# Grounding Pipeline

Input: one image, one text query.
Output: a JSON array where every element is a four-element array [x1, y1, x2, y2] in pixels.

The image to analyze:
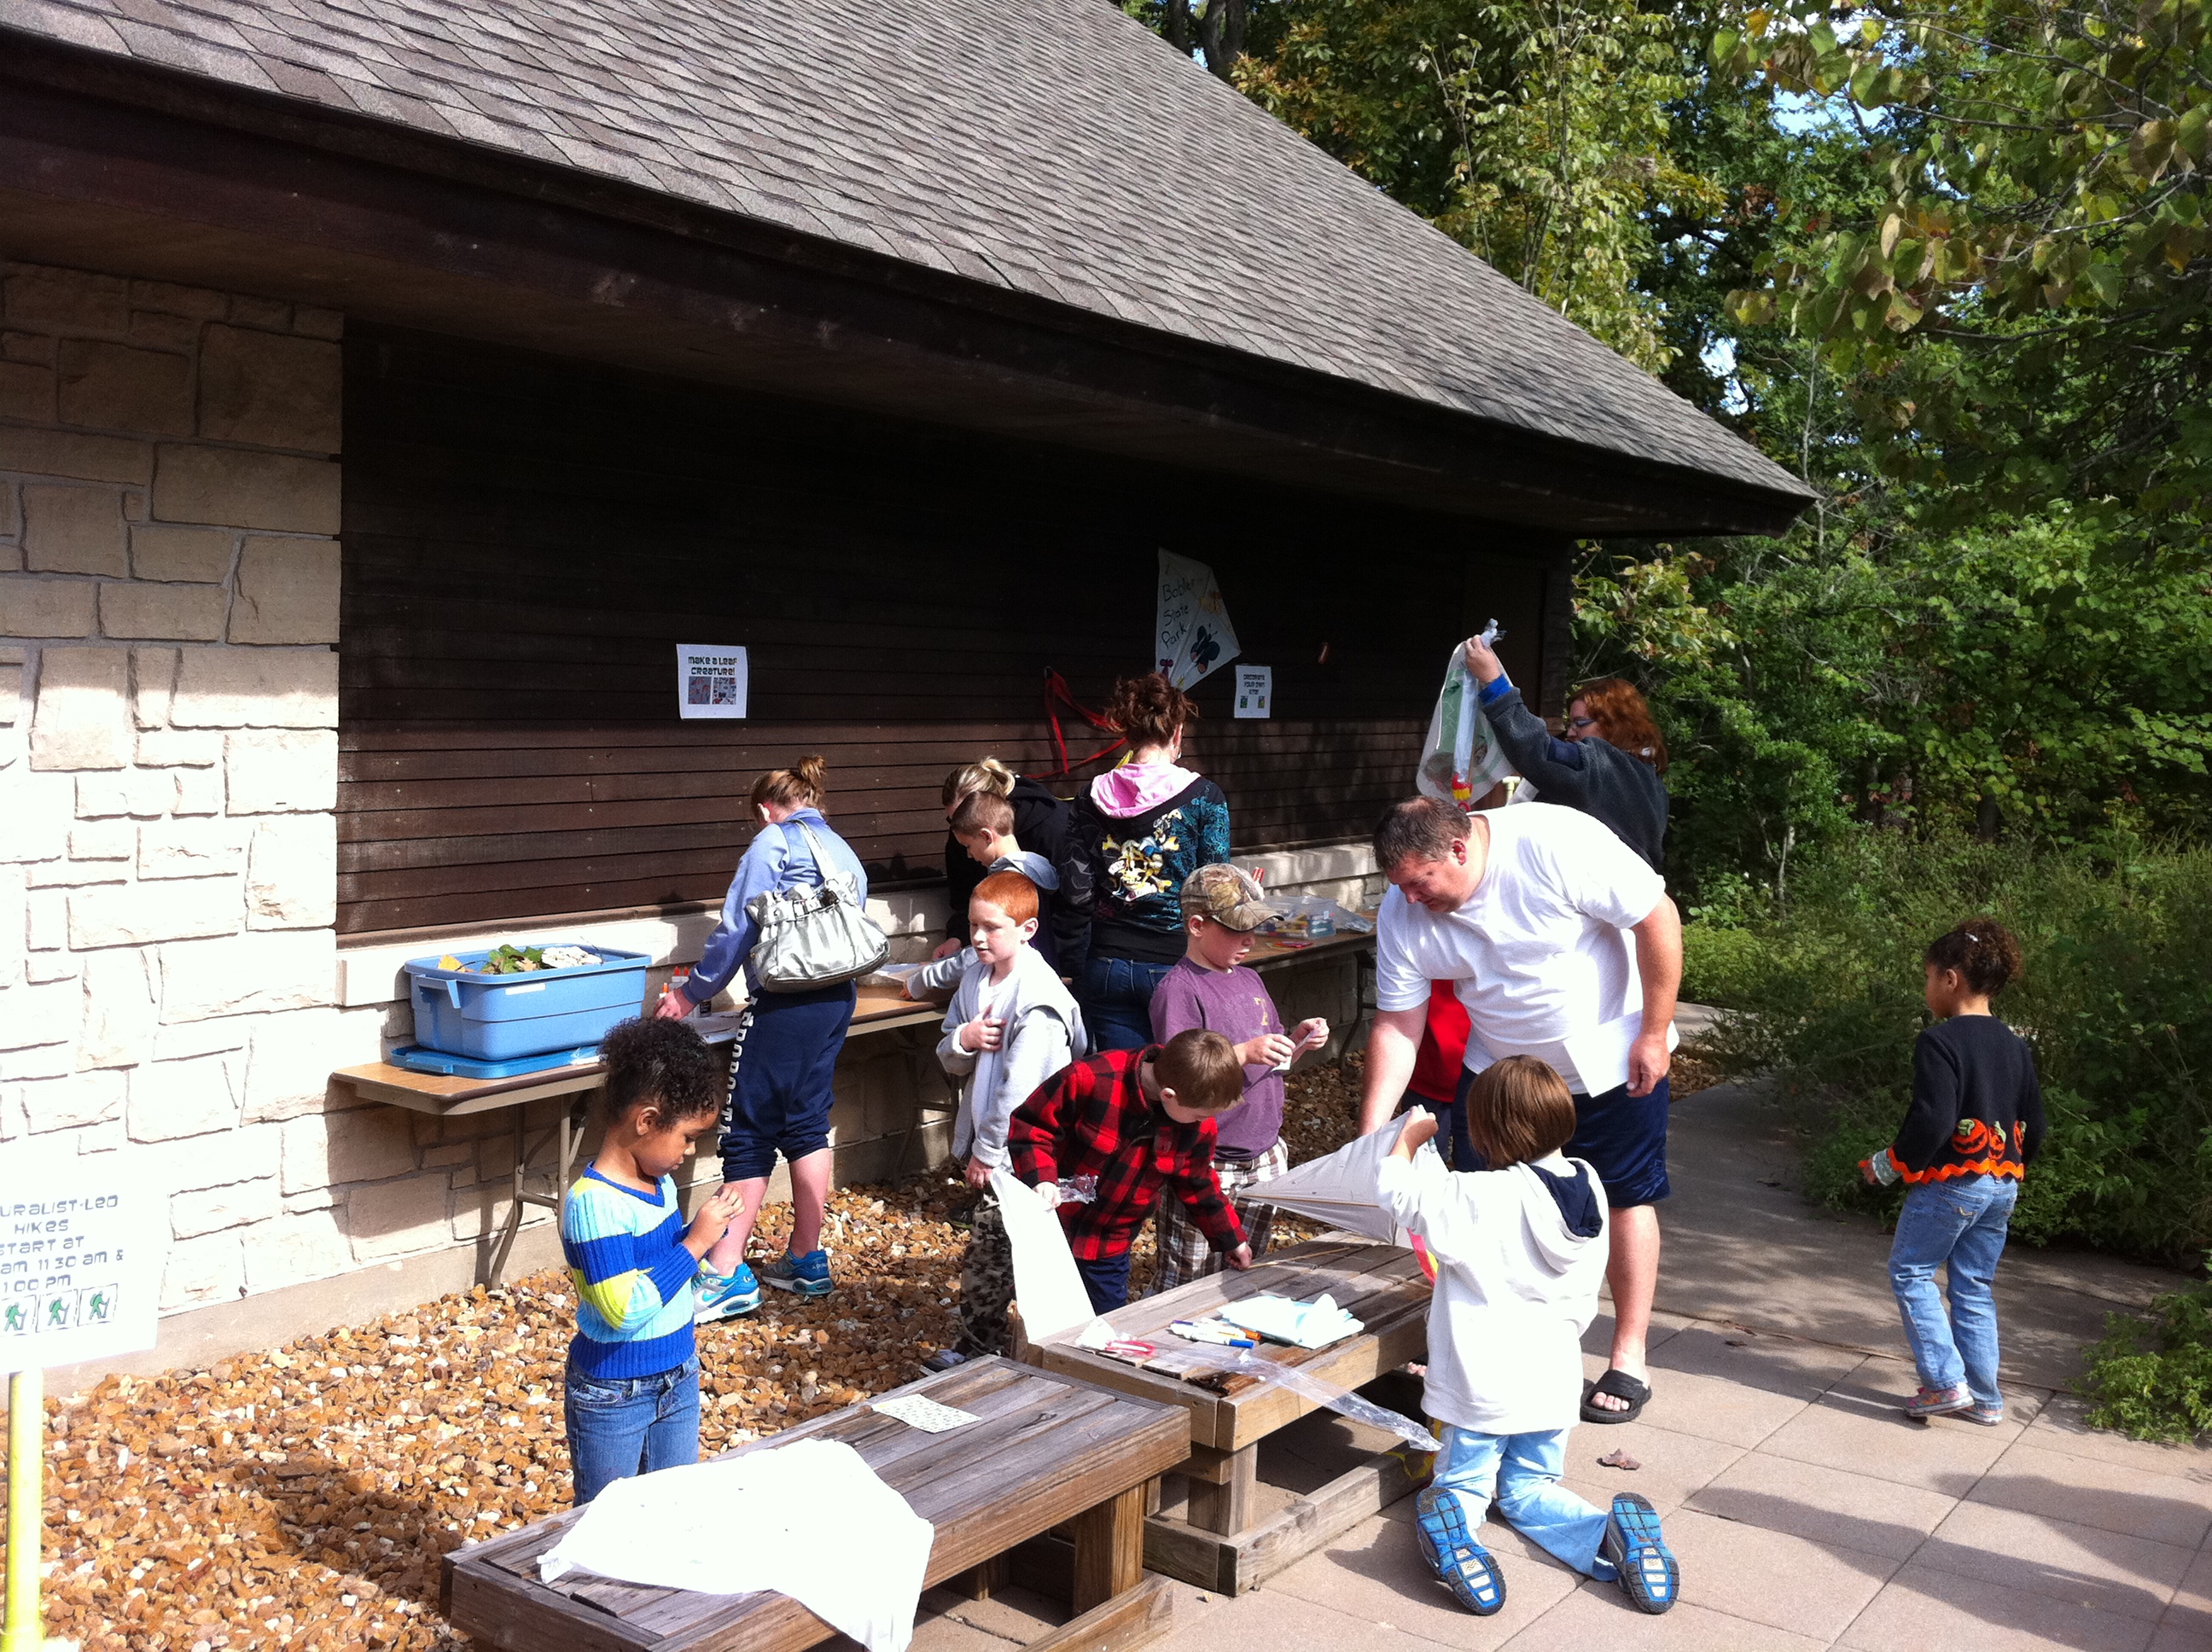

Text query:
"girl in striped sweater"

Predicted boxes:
[[562, 1018, 744, 1504]]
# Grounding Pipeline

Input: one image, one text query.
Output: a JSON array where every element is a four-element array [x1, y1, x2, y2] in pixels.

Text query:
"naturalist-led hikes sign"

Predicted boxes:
[[0, 1143, 162, 1376]]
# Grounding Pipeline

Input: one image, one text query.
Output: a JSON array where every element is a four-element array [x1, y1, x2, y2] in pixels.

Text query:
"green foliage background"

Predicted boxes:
[[1139, 0, 2212, 1434]]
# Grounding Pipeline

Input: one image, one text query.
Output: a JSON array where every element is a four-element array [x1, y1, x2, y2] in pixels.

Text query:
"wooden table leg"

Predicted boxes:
[[952, 1551, 1010, 1602], [1185, 1444, 1256, 1536], [1070, 1484, 1146, 1614]]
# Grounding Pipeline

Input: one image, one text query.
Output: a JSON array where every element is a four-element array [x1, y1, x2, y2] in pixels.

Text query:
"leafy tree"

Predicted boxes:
[[1716, 0, 2212, 532], [1241, 0, 1720, 368]]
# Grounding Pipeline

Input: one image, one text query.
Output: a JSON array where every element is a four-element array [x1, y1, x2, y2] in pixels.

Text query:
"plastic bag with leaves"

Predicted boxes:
[[1416, 624, 1514, 807]]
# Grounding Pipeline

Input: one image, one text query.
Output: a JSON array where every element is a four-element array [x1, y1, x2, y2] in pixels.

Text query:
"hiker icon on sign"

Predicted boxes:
[[84, 1288, 115, 1324], [3, 1299, 26, 1334], [44, 1292, 78, 1331]]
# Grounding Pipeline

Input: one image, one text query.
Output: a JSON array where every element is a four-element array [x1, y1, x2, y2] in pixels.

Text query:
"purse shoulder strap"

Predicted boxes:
[[787, 817, 844, 888]]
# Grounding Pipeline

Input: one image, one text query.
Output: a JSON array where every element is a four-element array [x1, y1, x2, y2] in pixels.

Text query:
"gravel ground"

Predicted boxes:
[[1, 1050, 1712, 1650]]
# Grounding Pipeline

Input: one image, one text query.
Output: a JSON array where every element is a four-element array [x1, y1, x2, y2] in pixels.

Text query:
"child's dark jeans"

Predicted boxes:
[[1074, 1252, 1132, 1314]]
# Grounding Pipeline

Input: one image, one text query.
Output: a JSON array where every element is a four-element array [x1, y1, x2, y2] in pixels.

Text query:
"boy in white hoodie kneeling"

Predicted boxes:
[[1378, 1056, 1680, 1617]]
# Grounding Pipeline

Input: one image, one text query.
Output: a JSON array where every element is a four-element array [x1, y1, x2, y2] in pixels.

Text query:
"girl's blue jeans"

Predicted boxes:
[[1080, 956, 1174, 1055], [1888, 1172, 2017, 1407], [565, 1356, 701, 1505], [1431, 1424, 1616, 1580]]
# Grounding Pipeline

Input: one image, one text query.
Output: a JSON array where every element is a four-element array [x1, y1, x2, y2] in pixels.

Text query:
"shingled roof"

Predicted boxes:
[[1, 0, 1811, 509]]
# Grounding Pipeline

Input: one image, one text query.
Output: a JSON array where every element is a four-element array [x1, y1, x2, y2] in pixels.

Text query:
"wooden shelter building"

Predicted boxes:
[[0, 0, 1810, 1366]]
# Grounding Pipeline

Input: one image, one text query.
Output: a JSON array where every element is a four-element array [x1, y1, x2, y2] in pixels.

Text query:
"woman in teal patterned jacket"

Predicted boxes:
[[1066, 672, 1232, 1050]]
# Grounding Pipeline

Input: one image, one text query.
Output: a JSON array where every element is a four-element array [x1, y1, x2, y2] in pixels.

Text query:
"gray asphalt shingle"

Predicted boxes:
[[0, 0, 1809, 500]]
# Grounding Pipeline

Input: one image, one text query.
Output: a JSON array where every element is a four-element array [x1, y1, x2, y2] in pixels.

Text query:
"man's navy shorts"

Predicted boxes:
[[1453, 1067, 1671, 1207]]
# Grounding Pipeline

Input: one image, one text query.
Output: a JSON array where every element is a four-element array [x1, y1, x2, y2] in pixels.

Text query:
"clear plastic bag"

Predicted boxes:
[[1416, 623, 1514, 807]]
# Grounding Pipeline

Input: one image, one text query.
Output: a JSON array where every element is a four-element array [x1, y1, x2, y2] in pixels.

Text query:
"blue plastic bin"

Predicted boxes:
[[403, 945, 654, 1061]]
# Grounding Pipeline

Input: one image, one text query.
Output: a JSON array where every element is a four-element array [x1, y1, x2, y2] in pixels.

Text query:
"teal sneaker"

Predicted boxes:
[[759, 1248, 834, 1298], [694, 1261, 762, 1323]]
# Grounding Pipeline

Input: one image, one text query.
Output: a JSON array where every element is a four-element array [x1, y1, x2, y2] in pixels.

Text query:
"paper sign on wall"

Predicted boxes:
[[1155, 550, 1240, 691], [1, 1145, 163, 1376], [1234, 666, 1273, 718], [678, 644, 748, 719]]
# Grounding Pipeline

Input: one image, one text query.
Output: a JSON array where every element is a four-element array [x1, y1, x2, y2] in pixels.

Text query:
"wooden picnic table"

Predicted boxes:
[[1024, 1237, 1431, 1597], [441, 1355, 1190, 1652]]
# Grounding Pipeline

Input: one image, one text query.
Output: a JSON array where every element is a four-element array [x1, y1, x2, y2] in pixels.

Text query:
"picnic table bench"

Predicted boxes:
[[441, 1355, 1190, 1652], [1025, 1238, 1431, 1597]]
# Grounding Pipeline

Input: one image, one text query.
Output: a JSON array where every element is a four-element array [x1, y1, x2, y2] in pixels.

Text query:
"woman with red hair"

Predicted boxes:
[[1460, 636, 1668, 871]]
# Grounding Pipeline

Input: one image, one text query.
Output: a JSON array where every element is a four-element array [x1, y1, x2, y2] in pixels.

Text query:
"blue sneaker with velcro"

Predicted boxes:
[[759, 1247, 834, 1298], [693, 1261, 761, 1323], [1414, 1485, 1506, 1615], [1600, 1492, 1679, 1614]]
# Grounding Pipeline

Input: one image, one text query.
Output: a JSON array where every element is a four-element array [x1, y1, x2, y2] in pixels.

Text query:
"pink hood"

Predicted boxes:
[[1089, 761, 1202, 818]]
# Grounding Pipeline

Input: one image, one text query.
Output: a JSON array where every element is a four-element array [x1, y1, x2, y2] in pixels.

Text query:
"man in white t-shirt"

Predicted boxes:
[[1358, 796, 1682, 1423]]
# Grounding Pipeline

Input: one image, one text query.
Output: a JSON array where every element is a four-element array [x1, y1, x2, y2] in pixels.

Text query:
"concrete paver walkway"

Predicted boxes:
[[900, 1074, 2212, 1651]]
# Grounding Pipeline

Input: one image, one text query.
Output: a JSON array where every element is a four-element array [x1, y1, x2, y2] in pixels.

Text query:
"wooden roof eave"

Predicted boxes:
[[0, 31, 1814, 539]]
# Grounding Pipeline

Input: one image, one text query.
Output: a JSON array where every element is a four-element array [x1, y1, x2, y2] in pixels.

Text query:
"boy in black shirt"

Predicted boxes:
[[1862, 919, 2046, 1424]]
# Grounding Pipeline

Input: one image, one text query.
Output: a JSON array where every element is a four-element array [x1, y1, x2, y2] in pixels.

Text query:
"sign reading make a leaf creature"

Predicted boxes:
[[1155, 550, 1240, 691]]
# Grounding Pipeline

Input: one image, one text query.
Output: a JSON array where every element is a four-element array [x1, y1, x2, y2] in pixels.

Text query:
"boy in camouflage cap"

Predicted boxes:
[[1146, 864, 1330, 1289]]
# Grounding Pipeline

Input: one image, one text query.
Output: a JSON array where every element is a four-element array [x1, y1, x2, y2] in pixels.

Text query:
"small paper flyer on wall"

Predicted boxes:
[[678, 644, 748, 719], [1155, 550, 1239, 690], [1234, 665, 1272, 718]]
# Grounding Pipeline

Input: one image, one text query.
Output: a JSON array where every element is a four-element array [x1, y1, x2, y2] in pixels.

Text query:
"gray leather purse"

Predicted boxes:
[[745, 819, 890, 992]]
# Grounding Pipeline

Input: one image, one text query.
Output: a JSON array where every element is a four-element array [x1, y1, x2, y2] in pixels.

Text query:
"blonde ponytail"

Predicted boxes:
[[940, 757, 1016, 808]]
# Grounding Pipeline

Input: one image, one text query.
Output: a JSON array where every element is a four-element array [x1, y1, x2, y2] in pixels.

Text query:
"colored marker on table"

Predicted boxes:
[[1169, 1319, 1257, 1348]]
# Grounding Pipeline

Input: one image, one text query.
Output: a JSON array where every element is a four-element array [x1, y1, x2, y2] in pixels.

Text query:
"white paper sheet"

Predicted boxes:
[[538, 1438, 932, 1652], [1260, 1113, 1422, 1244], [1233, 664, 1272, 718], [1559, 1012, 1680, 1097], [991, 1168, 1096, 1341], [871, 1395, 981, 1433]]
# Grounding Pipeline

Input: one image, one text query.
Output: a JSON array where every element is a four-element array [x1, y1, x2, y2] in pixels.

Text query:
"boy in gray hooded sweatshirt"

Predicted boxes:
[[1378, 1055, 1680, 1617], [925, 870, 1088, 1367]]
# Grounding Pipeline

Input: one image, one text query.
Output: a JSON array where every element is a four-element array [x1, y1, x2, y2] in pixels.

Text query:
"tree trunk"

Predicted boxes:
[[1164, 0, 1191, 57], [1196, 0, 1246, 79], [1975, 792, 2004, 841]]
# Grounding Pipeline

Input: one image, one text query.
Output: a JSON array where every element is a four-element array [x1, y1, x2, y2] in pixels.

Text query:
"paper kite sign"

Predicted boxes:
[[1154, 550, 1240, 691], [0, 1144, 162, 1374]]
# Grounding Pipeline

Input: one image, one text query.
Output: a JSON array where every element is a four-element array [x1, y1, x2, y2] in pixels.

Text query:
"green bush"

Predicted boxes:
[[2079, 1278, 2212, 1444], [1698, 827, 2212, 1260]]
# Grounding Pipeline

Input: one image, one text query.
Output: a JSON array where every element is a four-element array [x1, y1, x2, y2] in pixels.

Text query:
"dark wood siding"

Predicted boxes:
[[338, 326, 1561, 935]]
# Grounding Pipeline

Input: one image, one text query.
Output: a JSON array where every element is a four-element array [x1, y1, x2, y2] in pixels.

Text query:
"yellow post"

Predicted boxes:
[[1, 1365, 43, 1652]]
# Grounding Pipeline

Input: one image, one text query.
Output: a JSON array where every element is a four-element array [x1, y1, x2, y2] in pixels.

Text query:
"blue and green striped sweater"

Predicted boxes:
[[562, 1167, 697, 1380]]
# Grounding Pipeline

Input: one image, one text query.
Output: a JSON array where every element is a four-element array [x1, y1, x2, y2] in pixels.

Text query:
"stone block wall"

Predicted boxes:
[[0, 256, 394, 1318]]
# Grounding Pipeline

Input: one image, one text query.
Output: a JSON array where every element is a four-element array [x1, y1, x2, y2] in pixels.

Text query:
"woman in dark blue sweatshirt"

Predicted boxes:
[[1460, 634, 1668, 872]]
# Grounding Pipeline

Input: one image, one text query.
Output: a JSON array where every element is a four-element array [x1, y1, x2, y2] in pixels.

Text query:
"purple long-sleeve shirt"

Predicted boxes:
[[1147, 955, 1286, 1157]]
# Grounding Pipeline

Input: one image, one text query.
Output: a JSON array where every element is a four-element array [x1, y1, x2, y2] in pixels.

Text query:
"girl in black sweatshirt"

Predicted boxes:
[[1862, 919, 2046, 1424]]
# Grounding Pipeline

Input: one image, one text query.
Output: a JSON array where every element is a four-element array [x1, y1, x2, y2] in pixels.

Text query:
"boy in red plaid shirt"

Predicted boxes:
[[1007, 1028, 1254, 1312]]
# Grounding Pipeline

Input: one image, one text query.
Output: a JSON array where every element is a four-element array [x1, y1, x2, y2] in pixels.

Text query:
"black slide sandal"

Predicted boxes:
[[1581, 1368, 1651, 1424]]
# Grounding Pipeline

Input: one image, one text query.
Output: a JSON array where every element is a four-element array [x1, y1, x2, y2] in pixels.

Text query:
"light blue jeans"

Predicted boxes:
[[1889, 1173, 2017, 1407], [1431, 1424, 1616, 1579], [565, 1355, 701, 1505]]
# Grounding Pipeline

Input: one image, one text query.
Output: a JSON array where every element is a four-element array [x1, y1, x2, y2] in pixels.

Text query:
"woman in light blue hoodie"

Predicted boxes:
[[657, 755, 867, 1318]]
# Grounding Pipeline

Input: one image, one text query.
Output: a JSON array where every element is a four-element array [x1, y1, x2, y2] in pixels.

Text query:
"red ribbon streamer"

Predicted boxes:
[[1041, 669, 1126, 777]]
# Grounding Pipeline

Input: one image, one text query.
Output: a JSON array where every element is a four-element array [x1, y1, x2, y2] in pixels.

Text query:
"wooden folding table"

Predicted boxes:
[[441, 1355, 1188, 1652], [332, 986, 946, 1281]]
